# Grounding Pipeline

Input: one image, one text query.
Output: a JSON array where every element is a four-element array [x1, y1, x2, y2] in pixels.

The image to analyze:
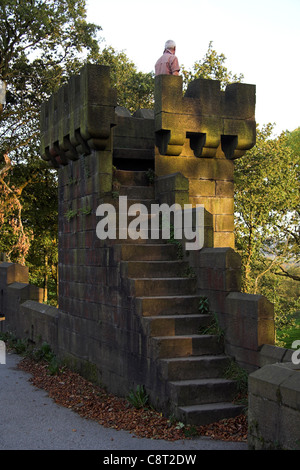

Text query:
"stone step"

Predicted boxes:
[[119, 185, 155, 200], [142, 314, 210, 336], [120, 243, 178, 261], [120, 197, 157, 212], [135, 295, 203, 317], [168, 378, 238, 406], [121, 260, 189, 278], [129, 277, 197, 297], [110, 226, 166, 244], [176, 402, 245, 426], [150, 334, 223, 359], [114, 170, 149, 186], [159, 355, 231, 381]]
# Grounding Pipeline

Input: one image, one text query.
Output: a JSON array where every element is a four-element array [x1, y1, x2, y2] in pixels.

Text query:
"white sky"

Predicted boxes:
[[86, 0, 300, 136]]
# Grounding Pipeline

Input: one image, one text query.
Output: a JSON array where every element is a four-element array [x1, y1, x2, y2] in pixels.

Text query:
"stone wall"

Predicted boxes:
[[2, 65, 298, 442], [184, 247, 275, 372], [154, 75, 255, 249], [113, 107, 155, 170], [248, 361, 300, 450], [2, 64, 274, 382]]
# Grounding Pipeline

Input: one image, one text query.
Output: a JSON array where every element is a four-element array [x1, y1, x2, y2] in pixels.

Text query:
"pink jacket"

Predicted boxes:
[[155, 50, 180, 76]]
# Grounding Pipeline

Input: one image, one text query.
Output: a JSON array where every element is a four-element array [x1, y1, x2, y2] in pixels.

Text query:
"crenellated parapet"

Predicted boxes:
[[40, 65, 117, 168], [154, 75, 256, 159]]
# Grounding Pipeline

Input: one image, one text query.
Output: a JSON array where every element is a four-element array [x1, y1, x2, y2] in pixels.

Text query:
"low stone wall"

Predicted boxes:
[[248, 361, 300, 450], [185, 247, 275, 372], [0, 248, 275, 377], [1, 256, 299, 450]]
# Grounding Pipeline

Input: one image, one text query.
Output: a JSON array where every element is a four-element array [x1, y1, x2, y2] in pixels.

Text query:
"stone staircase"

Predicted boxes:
[[115, 169, 245, 426]]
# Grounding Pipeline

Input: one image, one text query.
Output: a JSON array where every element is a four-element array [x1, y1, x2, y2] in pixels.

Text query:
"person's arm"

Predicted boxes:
[[170, 55, 180, 75]]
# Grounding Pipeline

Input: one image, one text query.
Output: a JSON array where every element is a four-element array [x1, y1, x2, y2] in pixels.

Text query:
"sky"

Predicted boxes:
[[86, 0, 300, 136]]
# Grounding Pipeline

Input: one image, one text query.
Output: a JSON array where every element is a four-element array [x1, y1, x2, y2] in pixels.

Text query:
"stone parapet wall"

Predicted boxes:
[[154, 75, 256, 159], [40, 65, 117, 168], [185, 247, 275, 371], [248, 362, 300, 450]]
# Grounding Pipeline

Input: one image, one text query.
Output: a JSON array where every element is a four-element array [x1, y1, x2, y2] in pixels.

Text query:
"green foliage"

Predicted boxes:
[[30, 342, 62, 375], [181, 41, 244, 90], [0, 0, 100, 293], [0, 332, 62, 375], [198, 296, 210, 314], [234, 124, 300, 341], [127, 385, 149, 409], [224, 360, 248, 397], [198, 313, 224, 342], [96, 46, 154, 113], [145, 168, 156, 185], [166, 225, 183, 259], [0, 331, 31, 354], [197, 298, 224, 340], [34, 343, 62, 375], [234, 125, 299, 292], [0, 0, 101, 162], [64, 209, 77, 221], [79, 206, 92, 216]]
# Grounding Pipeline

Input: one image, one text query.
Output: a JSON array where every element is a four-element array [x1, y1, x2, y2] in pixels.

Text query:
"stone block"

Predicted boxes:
[[0, 263, 29, 286], [189, 179, 216, 197], [194, 247, 241, 270], [215, 181, 234, 197], [259, 344, 293, 367], [213, 232, 235, 249], [225, 292, 275, 350], [20, 300, 59, 345], [214, 214, 234, 232], [113, 108, 155, 162], [224, 82, 256, 119], [249, 362, 295, 402], [155, 172, 189, 194], [188, 196, 233, 216], [196, 265, 241, 292], [154, 75, 183, 115], [155, 155, 234, 182], [248, 362, 300, 449], [184, 78, 222, 115]]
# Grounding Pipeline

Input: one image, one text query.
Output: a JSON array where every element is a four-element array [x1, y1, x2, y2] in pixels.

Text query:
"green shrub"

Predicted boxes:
[[127, 385, 149, 409]]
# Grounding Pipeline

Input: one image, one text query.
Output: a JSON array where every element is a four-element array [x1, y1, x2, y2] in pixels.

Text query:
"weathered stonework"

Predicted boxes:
[[2, 64, 296, 440], [154, 75, 255, 249], [154, 75, 256, 158], [40, 64, 117, 168], [248, 362, 300, 450]]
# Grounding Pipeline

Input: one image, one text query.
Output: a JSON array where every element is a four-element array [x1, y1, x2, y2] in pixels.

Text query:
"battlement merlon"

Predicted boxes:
[[154, 75, 256, 159], [40, 64, 117, 168]]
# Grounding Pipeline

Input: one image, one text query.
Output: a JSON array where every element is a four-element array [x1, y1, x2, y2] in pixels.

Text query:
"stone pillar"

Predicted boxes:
[[0, 262, 44, 337]]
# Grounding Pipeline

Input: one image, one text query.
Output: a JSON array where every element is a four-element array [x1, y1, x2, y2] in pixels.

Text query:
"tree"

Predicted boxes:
[[181, 41, 244, 90], [96, 46, 154, 113], [234, 124, 299, 293], [0, 0, 101, 296], [234, 125, 300, 344], [0, 0, 101, 161]]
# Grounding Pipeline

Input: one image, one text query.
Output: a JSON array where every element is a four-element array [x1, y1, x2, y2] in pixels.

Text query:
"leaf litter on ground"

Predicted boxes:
[[17, 356, 247, 442]]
